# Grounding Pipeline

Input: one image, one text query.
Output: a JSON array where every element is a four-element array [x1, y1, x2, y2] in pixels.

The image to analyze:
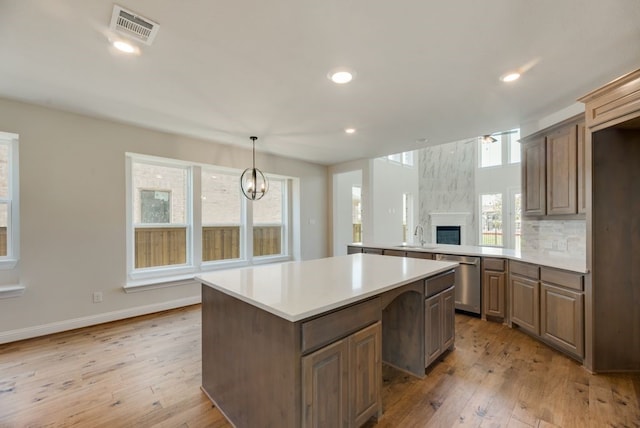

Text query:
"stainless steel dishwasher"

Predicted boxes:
[[435, 254, 481, 315]]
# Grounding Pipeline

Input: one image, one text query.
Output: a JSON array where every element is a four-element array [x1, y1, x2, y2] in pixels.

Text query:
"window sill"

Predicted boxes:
[[0, 284, 25, 298], [124, 275, 199, 293], [0, 259, 18, 270]]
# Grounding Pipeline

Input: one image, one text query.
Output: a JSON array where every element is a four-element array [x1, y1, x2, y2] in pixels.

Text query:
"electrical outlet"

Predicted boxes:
[[93, 291, 103, 303]]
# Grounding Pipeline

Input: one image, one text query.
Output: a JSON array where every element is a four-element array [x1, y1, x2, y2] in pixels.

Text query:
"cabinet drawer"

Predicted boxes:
[[406, 251, 434, 260], [510, 261, 540, 279], [302, 297, 381, 354], [541, 267, 583, 291], [383, 249, 406, 257], [483, 258, 505, 272], [363, 248, 383, 255], [425, 270, 455, 298]]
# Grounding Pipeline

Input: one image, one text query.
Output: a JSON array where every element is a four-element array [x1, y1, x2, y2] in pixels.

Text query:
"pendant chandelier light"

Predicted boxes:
[[240, 136, 269, 201]]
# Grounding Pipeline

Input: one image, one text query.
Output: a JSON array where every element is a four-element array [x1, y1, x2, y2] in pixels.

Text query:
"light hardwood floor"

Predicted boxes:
[[1, 305, 638, 427]]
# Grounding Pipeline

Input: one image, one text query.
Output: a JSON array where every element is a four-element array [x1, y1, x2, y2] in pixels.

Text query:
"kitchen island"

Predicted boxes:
[[198, 253, 458, 427]]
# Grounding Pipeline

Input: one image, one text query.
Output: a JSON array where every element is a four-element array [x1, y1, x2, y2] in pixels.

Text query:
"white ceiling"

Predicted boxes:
[[1, 1, 639, 165]]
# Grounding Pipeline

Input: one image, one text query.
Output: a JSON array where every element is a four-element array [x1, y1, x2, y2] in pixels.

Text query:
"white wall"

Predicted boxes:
[[0, 97, 328, 342], [332, 170, 362, 256], [371, 158, 419, 244]]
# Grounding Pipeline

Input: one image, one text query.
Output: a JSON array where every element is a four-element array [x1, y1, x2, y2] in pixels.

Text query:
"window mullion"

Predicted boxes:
[[192, 165, 202, 269], [245, 197, 253, 263]]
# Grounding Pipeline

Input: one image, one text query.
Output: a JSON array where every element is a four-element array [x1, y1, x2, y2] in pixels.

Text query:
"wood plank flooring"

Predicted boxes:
[[1, 305, 639, 427]]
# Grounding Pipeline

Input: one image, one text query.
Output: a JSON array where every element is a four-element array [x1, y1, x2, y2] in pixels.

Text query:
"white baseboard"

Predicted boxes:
[[0, 295, 201, 345]]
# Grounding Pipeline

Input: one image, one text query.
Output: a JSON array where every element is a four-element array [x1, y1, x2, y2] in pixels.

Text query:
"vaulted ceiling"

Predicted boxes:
[[1, 1, 639, 165]]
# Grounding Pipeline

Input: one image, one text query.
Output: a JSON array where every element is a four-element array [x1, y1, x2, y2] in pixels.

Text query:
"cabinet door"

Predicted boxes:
[[510, 275, 540, 335], [523, 137, 547, 216], [302, 338, 349, 428], [349, 321, 382, 427], [577, 121, 587, 214], [541, 283, 584, 358], [425, 293, 443, 366], [483, 270, 506, 318], [441, 287, 455, 351], [546, 125, 578, 215]]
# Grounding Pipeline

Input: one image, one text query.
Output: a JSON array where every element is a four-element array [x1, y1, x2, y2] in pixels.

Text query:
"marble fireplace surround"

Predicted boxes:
[[429, 212, 471, 245]]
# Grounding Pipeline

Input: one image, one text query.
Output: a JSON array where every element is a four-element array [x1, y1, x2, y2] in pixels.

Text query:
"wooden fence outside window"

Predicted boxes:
[[135, 225, 282, 268]]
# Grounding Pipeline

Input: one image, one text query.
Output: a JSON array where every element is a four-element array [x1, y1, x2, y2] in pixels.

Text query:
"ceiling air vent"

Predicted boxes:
[[110, 5, 159, 45]]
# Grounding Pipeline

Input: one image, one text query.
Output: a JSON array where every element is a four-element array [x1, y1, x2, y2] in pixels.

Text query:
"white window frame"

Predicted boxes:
[[125, 153, 293, 288], [0, 132, 19, 270], [126, 155, 194, 282]]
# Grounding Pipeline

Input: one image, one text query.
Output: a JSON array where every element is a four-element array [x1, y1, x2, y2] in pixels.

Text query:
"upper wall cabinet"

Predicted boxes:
[[521, 114, 586, 218]]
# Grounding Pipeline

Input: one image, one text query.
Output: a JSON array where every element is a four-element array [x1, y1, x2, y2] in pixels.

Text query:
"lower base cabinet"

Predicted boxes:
[[541, 281, 584, 359], [509, 261, 585, 361], [302, 321, 382, 428], [510, 275, 540, 335], [425, 286, 455, 367]]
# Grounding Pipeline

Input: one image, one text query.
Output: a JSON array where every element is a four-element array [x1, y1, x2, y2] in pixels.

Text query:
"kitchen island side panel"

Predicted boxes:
[[202, 285, 301, 427]]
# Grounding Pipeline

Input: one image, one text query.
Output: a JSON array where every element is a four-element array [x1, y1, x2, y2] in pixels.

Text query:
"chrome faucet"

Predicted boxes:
[[414, 224, 425, 246]]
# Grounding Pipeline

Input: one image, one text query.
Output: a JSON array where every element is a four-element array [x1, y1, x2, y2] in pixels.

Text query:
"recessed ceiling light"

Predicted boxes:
[[500, 72, 521, 83], [112, 40, 139, 55], [345, 128, 356, 134], [328, 69, 355, 84]]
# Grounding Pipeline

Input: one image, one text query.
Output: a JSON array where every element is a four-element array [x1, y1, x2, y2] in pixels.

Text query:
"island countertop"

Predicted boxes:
[[197, 253, 458, 322]]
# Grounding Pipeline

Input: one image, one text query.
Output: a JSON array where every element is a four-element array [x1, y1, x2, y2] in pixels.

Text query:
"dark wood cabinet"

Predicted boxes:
[[546, 124, 578, 215], [406, 251, 434, 260], [579, 67, 640, 372], [424, 286, 455, 367], [540, 283, 584, 359], [522, 137, 547, 216], [509, 261, 541, 336], [424, 292, 442, 366], [349, 322, 382, 427], [302, 321, 381, 428], [302, 337, 349, 427], [347, 246, 363, 254], [521, 115, 585, 218], [577, 121, 587, 214], [363, 248, 383, 255], [482, 258, 506, 321], [383, 249, 406, 257], [510, 275, 540, 335], [441, 287, 455, 351]]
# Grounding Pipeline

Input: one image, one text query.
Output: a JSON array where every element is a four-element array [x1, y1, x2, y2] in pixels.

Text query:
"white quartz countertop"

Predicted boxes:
[[352, 243, 588, 273], [197, 254, 458, 322]]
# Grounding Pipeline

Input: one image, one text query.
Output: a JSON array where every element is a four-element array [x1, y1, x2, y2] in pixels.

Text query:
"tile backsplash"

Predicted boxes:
[[521, 219, 586, 258]]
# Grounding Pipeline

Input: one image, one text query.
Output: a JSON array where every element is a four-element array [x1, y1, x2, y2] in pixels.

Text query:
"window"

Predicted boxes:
[[127, 154, 293, 284], [253, 178, 284, 257], [480, 193, 503, 247], [384, 151, 415, 167], [132, 161, 189, 269], [480, 136, 502, 168], [0, 132, 18, 267], [201, 170, 243, 262], [509, 130, 521, 164], [479, 129, 520, 167]]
